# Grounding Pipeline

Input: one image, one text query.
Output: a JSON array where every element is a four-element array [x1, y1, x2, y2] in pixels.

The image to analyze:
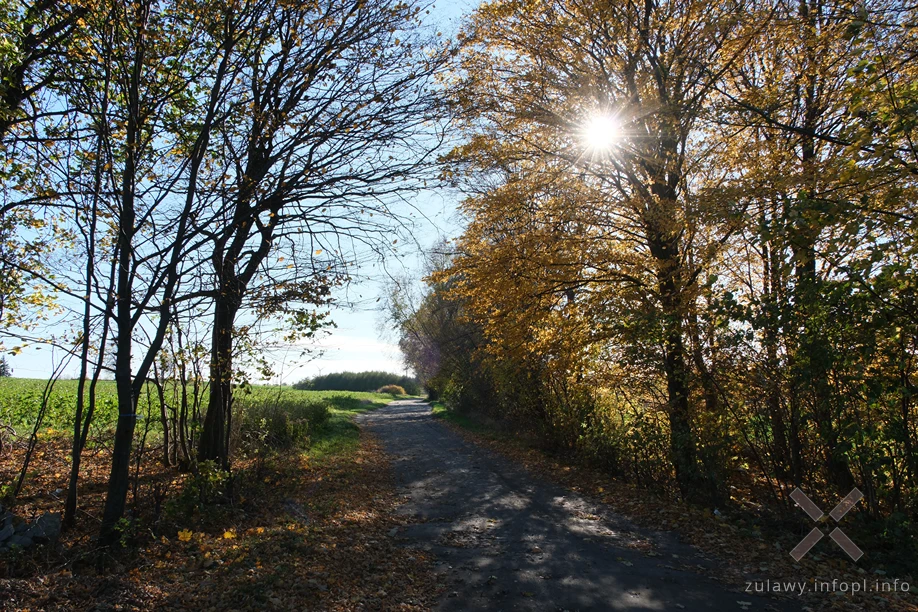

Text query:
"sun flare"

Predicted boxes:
[[583, 114, 621, 152]]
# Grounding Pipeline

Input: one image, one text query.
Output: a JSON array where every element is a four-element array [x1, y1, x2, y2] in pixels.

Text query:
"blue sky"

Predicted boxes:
[[5, 1, 477, 383], [269, 186, 465, 385]]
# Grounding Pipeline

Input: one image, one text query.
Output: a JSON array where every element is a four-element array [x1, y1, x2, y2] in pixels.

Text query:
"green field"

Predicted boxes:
[[0, 377, 396, 440]]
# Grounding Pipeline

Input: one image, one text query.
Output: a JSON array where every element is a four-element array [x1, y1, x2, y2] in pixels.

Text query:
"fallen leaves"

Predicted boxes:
[[0, 433, 440, 611]]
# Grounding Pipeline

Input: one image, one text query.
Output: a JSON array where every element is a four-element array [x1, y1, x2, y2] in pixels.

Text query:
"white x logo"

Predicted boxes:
[[790, 488, 864, 562]]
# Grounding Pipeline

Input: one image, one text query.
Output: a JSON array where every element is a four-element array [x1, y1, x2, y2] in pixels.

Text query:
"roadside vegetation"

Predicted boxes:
[[0, 378, 393, 497], [0, 384, 440, 609], [0, 0, 448, 547], [389, 0, 918, 588], [0, 378, 390, 438]]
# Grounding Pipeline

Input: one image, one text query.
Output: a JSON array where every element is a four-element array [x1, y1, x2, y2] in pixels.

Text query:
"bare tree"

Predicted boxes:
[[194, 0, 450, 467]]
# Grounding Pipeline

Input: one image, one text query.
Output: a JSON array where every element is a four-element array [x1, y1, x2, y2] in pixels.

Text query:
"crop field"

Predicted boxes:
[[0, 377, 396, 439]]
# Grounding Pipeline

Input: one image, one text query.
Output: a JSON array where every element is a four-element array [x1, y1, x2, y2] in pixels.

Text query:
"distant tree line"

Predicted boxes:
[[294, 371, 420, 395]]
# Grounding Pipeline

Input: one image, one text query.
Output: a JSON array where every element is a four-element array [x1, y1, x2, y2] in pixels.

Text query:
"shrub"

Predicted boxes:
[[236, 396, 331, 453], [377, 384, 406, 396], [165, 460, 231, 519]]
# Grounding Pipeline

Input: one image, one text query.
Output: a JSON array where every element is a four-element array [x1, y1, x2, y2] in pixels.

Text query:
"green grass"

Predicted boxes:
[[0, 378, 401, 478], [306, 393, 391, 460], [429, 400, 448, 418]]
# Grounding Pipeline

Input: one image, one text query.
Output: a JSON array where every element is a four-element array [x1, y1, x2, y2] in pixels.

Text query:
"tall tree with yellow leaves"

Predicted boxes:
[[446, 0, 764, 503]]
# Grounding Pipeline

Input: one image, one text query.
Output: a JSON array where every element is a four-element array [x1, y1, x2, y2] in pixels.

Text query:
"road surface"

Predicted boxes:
[[357, 399, 795, 612]]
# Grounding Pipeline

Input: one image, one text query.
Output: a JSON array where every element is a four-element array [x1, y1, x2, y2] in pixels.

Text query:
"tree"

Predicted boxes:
[[389, 246, 484, 404], [18, 0, 446, 539], [0, 1, 87, 341], [0, 355, 11, 376], [710, 0, 918, 497], [0, 0, 86, 138], [296, 372, 420, 395], [41, 0, 253, 542], [195, 0, 449, 468], [724, 0, 868, 493], [445, 0, 763, 504], [428, 0, 918, 525]]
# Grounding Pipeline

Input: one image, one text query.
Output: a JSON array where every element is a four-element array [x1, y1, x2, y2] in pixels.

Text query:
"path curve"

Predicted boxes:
[[357, 399, 796, 612]]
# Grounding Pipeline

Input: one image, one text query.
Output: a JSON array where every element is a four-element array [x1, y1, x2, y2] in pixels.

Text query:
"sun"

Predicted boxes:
[[583, 114, 621, 152]]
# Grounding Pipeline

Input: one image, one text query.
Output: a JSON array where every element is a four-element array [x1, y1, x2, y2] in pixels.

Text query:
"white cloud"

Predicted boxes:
[[263, 331, 408, 384]]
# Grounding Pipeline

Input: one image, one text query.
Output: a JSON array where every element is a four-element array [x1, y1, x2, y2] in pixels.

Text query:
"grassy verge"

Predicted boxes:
[[307, 394, 391, 460], [0, 377, 400, 436]]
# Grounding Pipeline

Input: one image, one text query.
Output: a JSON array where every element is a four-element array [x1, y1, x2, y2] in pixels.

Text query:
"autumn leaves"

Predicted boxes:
[[401, 0, 918, 539]]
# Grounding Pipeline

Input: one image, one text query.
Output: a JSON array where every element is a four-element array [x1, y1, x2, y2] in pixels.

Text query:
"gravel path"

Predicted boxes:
[[357, 399, 797, 612]]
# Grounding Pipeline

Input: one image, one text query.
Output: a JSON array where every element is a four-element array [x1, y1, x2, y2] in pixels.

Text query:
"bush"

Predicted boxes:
[[236, 396, 331, 453], [165, 460, 231, 519], [377, 384, 406, 396], [164, 461, 233, 520]]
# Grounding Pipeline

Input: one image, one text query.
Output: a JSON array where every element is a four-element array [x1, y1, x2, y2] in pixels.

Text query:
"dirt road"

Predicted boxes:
[[357, 399, 796, 611]]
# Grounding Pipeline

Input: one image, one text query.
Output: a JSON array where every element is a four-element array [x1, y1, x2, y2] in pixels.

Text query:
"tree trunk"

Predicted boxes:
[[100, 288, 139, 542], [795, 252, 854, 492], [761, 225, 791, 481], [664, 311, 703, 501], [198, 280, 241, 470], [154, 374, 171, 467], [99, 197, 139, 541], [784, 0, 854, 494], [649, 216, 711, 504], [66, 265, 94, 528], [901, 351, 916, 502], [99, 2, 144, 541]]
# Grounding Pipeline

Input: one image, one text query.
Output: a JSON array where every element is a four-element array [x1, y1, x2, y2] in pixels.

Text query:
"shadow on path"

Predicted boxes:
[[357, 399, 797, 612]]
